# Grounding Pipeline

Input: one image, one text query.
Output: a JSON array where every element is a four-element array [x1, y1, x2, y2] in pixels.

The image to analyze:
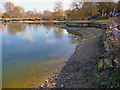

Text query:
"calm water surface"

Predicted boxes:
[[2, 23, 82, 88]]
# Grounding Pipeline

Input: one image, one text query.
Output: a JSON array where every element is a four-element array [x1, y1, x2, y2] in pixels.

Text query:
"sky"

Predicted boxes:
[[0, 0, 120, 12], [0, 0, 72, 12]]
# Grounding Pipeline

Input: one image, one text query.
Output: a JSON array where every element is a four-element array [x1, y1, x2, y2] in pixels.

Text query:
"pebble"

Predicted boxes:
[[111, 86, 113, 88], [60, 84, 64, 87]]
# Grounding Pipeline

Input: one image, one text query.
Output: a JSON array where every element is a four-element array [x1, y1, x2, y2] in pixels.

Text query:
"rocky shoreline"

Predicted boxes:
[[38, 24, 120, 88]]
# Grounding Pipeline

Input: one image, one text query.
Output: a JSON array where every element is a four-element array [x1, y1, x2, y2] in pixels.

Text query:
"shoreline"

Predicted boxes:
[[0, 20, 66, 23], [38, 24, 106, 88]]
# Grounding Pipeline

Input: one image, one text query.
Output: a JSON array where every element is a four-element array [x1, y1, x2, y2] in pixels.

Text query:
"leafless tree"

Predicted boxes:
[[4, 2, 14, 17], [0, 9, 2, 17]]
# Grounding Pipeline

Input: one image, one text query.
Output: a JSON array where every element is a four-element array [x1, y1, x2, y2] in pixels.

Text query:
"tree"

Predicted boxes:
[[97, 2, 116, 17], [43, 10, 53, 20], [116, 1, 120, 12], [33, 9, 42, 19], [0, 9, 3, 18], [26, 10, 34, 18], [71, 0, 83, 10], [4, 2, 14, 17], [13, 6, 26, 18], [53, 1, 67, 20], [69, 2, 99, 20]]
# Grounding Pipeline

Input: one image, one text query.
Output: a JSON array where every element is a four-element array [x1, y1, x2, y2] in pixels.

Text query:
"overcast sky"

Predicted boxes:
[[0, 0, 72, 12]]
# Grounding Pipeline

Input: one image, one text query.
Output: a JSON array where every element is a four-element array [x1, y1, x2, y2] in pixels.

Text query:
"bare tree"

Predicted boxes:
[[26, 10, 34, 18], [13, 6, 26, 18], [33, 8, 42, 19], [0, 9, 2, 17], [53, 1, 67, 20], [54, 1, 63, 12], [4, 2, 14, 17], [43, 10, 53, 20], [71, 0, 83, 10]]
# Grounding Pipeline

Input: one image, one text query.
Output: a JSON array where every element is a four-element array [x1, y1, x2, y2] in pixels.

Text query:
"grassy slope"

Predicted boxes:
[[68, 20, 112, 25]]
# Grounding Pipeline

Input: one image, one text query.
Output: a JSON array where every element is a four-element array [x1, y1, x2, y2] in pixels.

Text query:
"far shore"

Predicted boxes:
[[0, 20, 66, 23]]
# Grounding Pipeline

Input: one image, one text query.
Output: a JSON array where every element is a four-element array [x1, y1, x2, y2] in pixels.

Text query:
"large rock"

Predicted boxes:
[[103, 58, 113, 69], [114, 58, 120, 67], [104, 41, 110, 52], [98, 59, 104, 69]]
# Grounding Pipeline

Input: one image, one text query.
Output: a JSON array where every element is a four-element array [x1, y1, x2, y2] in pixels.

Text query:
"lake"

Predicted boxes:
[[2, 23, 82, 88]]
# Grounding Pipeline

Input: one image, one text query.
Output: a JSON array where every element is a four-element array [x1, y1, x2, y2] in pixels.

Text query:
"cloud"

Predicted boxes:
[[45, 33, 48, 37], [6, 40, 10, 44], [63, 30, 68, 34], [17, 32, 36, 42], [22, 34, 35, 42], [46, 39, 56, 44], [63, 1, 72, 10]]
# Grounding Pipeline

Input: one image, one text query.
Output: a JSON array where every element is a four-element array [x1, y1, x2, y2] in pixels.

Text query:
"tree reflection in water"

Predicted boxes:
[[0, 24, 6, 31], [6, 23, 83, 44], [7, 23, 27, 35]]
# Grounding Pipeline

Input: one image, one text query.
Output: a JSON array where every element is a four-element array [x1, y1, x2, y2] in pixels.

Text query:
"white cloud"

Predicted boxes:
[[63, 30, 68, 34], [22, 33, 35, 42], [46, 39, 56, 44], [17, 32, 36, 42], [6, 40, 10, 43]]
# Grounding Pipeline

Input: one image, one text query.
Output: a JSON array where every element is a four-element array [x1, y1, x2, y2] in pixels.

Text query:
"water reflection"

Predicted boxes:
[[0, 24, 6, 31], [7, 23, 27, 35], [18, 32, 36, 42], [5, 23, 83, 43], [53, 27, 64, 39]]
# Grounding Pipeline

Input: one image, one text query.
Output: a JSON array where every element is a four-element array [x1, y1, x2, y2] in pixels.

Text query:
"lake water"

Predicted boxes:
[[2, 23, 82, 88]]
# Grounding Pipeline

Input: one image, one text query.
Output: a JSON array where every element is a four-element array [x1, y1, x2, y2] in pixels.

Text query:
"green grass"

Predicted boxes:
[[68, 20, 112, 25], [96, 20, 112, 25], [68, 20, 93, 23], [67, 30, 83, 39]]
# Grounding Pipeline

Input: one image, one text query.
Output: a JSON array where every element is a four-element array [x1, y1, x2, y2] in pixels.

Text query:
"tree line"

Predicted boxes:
[[0, 1, 67, 21], [0, 1, 120, 20]]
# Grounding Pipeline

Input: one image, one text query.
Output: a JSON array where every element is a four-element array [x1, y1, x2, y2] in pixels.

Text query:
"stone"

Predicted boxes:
[[104, 58, 113, 69], [60, 84, 64, 88], [98, 59, 104, 69], [104, 41, 110, 52], [114, 58, 120, 66]]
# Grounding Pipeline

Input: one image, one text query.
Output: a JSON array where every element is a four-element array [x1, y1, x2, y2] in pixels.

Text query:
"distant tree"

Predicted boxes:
[[4, 2, 14, 17], [33, 9, 42, 19], [43, 10, 53, 20], [69, 2, 99, 20], [53, 1, 67, 20], [26, 10, 34, 18], [97, 2, 116, 17], [71, 0, 83, 10], [13, 6, 26, 18], [0, 9, 3, 18]]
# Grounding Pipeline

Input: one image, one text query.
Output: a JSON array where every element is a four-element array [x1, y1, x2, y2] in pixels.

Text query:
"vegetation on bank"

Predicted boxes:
[[68, 19, 112, 25], [90, 31, 120, 88], [0, 1, 120, 21], [95, 20, 112, 25]]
